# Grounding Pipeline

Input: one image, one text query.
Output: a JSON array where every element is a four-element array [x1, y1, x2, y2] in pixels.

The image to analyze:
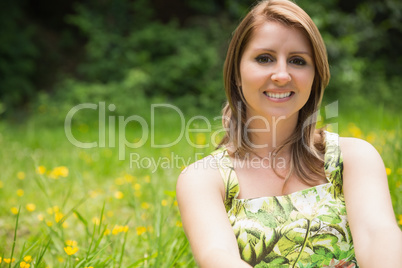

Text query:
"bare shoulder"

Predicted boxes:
[[339, 136, 387, 191], [176, 154, 225, 201], [339, 136, 383, 165]]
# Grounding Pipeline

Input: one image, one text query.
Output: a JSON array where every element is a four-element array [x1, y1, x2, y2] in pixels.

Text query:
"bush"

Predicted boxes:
[[3, 0, 401, 117], [64, 2, 229, 112], [34, 68, 151, 125], [0, 1, 38, 113]]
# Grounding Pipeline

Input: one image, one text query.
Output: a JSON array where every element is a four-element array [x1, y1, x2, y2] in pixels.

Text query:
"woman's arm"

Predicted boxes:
[[341, 137, 402, 267], [176, 158, 252, 268]]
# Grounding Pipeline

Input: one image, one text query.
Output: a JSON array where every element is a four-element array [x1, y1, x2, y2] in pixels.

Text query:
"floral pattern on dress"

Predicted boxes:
[[211, 132, 358, 268]]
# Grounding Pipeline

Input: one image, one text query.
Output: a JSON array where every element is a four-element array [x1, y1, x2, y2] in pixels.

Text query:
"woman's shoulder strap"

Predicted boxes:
[[210, 147, 239, 212], [324, 131, 344, 189]]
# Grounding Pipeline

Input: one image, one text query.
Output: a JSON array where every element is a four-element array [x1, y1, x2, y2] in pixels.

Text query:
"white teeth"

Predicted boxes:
[[264, 92, 292, 99]]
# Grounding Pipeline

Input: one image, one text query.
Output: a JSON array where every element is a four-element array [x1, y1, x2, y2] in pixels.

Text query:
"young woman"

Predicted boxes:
[[176, 0, 402, 267]]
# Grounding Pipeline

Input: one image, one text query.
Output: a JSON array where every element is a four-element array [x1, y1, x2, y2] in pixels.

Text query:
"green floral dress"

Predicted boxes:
[[210, 132, 358, 268]]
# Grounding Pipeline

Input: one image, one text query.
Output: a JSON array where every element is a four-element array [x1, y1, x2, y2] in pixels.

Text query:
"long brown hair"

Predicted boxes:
[[219, 0, 330, 185]]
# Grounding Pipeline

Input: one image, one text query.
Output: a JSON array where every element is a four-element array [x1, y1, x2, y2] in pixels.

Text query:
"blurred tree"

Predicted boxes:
[[0, 0, 82, 114], [0, 0, 401, 115], [0, 0, 37, 112]]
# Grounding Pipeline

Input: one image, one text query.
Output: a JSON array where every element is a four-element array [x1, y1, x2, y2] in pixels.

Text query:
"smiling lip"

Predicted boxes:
[[263, 91, 294, 101]]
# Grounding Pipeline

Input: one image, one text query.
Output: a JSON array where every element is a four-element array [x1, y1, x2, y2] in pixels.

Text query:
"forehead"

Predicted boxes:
[[246, 21, 312, 53]]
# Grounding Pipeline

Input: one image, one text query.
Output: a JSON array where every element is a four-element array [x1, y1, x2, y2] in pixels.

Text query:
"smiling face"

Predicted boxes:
[[239, 21, 315, 123]]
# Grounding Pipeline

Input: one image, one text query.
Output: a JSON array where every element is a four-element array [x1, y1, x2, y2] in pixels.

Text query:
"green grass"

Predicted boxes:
[[0, 108, 205, 267], [0, 102, 400, 267]]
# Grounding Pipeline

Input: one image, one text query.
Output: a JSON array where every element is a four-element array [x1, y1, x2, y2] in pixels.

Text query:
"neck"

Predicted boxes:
[[245, 112, 299, 157]]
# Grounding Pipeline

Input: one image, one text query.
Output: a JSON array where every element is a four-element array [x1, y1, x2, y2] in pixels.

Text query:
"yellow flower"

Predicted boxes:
[[124, 174, 134, 183], [114, 191, 124, 199], [161, 200, 168, 207], [176, 221, 183, 227], [173, 200, 178, 206], [66, 240, 78, 247], [386, 168, 392, 176], [104, 228, 111, 235], [48, 170, 59, 179], [62, 222, 69, 228], [36, 166, 46, 175], [141, 202, 150, 209], [47, 206, 60, 215], [398, 215, 402, 226], [17, 171, 26, 180], [26, 203, 36, 212], [23, 256, 32, 262], [49, 166, 69, 179], [136, 226, 147, 236], [20, 261, 30, 268], [112, 225, 121, 235], [11, 207, 19, 215], [46, 220, 53, 227], [195, 133, 207, 146], [64, 246, 79, 255], [365, 133, 376, 143], [348, 123, 362, 138], [134, 183, 141, 191], [111, 225, 128, 235], [55, 212, 64, 223], [4, 258, 15, 263], [57, 166, 69, 177], [17, 189, 24, 197], [92, 217, 100, 225]]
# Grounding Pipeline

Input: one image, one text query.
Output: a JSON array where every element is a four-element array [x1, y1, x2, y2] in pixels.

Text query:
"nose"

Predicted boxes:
[[271, 61, 291, 85]]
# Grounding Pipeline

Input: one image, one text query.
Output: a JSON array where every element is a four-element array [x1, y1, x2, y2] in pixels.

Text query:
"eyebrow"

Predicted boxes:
[[253, 48, 312, 57]]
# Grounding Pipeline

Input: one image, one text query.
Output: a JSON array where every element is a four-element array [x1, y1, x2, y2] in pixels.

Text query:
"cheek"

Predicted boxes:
[[239, 62, 251, 84], [240, 64, 265, 88], [296, 69, 315, 91]]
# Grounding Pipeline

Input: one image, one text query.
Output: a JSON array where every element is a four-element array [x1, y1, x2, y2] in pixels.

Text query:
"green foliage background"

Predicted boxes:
[[0, 0, 401, 116], [0, 0, 401, 266]]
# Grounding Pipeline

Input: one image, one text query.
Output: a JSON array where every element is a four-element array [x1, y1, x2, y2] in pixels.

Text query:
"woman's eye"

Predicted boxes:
[[290, 57, 306, 66], [255, 55, 273, 64]]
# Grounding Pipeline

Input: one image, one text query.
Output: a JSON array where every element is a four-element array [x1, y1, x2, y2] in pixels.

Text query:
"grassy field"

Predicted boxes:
[[0, 102, 401, 267]]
